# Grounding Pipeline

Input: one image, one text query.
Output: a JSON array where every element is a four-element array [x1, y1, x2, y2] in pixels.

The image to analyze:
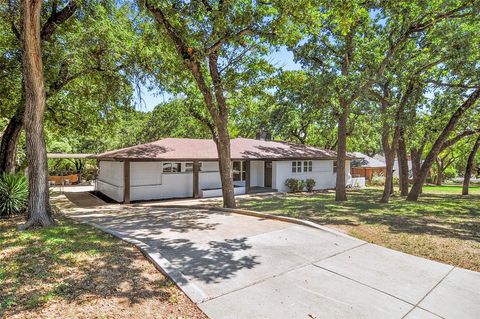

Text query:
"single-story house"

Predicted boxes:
[[92, 137, 361, 203], [351, 152, 387, 181]]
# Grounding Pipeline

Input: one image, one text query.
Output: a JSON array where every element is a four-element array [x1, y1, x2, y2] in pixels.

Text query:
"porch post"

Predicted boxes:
[[123, 159, 130, 204], [193, 160, 200, 198], [245, 160, 251, 193]]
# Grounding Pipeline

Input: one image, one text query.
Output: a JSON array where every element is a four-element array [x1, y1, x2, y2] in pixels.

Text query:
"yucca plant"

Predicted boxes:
[[0, 173, 28, 217]]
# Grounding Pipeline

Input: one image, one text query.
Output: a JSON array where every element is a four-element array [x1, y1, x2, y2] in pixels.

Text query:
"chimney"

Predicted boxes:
[[256, 129, 271, 141]]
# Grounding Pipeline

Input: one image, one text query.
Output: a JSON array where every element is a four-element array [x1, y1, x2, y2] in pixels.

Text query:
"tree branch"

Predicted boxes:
[[41, 1, 78, 41]]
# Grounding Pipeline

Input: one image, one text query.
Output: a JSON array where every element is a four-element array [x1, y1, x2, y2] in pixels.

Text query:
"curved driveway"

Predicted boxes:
[[58, 194, 480, 319]]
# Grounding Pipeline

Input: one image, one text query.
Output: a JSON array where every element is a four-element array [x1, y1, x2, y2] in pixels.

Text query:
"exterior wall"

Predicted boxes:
[[130, 161, 193, 201], [199, 162, 221, 189], [250, 160, 264, 187], [272, 160, 339, 192], [351, 167, 386, 181], [97, 161, 124, 202]]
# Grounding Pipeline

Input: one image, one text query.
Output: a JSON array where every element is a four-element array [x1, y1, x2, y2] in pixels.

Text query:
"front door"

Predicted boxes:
[[264, 161, 272, 188]]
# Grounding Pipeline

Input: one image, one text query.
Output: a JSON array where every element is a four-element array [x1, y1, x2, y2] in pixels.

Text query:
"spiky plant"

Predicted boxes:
[[0, 173, 28, 217]]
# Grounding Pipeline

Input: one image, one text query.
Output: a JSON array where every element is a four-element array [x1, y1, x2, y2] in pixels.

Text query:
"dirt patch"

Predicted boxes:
[[0, 216, 207, 319]]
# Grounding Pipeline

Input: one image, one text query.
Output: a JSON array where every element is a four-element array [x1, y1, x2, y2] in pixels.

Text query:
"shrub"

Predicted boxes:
[[305, 179, 316, 192], [369, 173, 385, 186], [0, 173, 28, 217], [298, 179, 306, 192], [285, 178, 304, 192]]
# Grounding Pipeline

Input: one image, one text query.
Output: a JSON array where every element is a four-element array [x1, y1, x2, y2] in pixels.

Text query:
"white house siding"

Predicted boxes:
[[272, 160, 351, 192], [199, 162, 222, 190], [129, 161, 193, 201], [250, 160, 264, 187], [97, 161, 124, 202]]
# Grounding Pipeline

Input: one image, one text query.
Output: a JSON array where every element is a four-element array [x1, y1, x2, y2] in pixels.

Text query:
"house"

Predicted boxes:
[[373, 154, 414, 179], [92, 137, 360, 203], [351, 152, 387, 182]]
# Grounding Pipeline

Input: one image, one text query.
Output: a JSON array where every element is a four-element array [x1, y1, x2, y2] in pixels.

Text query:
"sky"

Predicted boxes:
[[137, 46, 302, 112]]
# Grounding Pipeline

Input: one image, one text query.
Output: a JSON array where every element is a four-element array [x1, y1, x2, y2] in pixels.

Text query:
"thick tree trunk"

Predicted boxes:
[[335, 105, 348, 201], [398, 133, 409, 196], [410, 147, 423, 194], [0, 105, 24, 173], [463, 135, 480, 195], [407, 87, 480, 201], [435, 158, 443, 185], [19, 0, 54, 229], [380, 125, 399, 203], [215, 126, 236, 208]]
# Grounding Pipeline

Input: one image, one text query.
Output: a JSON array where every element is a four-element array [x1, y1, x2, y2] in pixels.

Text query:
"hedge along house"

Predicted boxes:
[[92, 137, 359, 203]]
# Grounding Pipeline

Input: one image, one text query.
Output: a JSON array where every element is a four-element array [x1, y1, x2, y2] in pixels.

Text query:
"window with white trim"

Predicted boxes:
[[162, 162, 181, 173], [233, 161, 246, 181], [303, 161, 313, 172], [333, 160, 337, 173]]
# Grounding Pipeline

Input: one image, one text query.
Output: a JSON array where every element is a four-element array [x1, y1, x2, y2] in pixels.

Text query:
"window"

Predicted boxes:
[[233, 161, 245, 181], [333, 160, 337, 173], [303, 161, 312, 172], [292, 161, 312, 173], [291, 161, 303, 173], [163, 162, 181, 173]]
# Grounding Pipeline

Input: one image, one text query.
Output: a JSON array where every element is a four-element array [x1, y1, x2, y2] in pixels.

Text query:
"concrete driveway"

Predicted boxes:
[[58, 196, 480, 319]]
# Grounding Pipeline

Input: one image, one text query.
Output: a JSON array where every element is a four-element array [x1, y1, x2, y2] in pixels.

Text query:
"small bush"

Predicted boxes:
[[0, 173, 28, 217], [369, 173, 386, 186], [305, 179, 316, 192], [298, 179, 306, 191], [285, 178, 304, 192]]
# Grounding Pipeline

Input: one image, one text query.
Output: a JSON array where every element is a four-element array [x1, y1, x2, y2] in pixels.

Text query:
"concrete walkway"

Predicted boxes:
[[55, 194, 480, 319]]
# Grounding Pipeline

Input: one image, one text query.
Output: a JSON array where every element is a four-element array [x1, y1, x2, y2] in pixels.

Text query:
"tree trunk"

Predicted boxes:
[[407, 87, 480, 201], [0, 104, 24, 174], [398, 133, 409, 196], [18, 0, 54, 229], [215, 126, 236, 208], [435, 158, 443, 185], [335, 105, 348, 201], [463, 135, 480, 195], [380, 125, 399, 203], [410, 147, 423, 194]]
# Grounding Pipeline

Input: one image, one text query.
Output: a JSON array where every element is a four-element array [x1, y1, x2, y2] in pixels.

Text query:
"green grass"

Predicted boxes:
[[423, 184, 480, 192], [237, 186, 480, 271], [0, 216, 204, 319]]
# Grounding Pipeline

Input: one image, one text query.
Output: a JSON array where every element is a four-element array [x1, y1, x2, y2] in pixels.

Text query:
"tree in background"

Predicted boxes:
[[139, 0, 312, 207]]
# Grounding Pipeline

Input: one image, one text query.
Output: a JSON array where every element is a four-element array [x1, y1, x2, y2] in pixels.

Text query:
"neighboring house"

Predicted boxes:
[[351, 152, 387, 182], [92, 137, 359, 203], [373, 154, 414, 178]]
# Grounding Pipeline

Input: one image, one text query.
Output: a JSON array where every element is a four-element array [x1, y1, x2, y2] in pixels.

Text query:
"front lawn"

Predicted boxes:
[[0, 216, 206, 319], [237, 187, 480, 271]]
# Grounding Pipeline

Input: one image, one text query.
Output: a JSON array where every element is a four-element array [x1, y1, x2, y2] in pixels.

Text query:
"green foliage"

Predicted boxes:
[[369, 173, 386, 187], [305, 179, 316, 192], [284, 178, 308, 192], [0, 173, 28, 217]]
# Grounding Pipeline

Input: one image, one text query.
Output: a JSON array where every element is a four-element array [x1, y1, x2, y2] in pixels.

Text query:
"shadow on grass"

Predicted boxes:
[[237, 189, 480, 243], [1, 210, 258, 317]]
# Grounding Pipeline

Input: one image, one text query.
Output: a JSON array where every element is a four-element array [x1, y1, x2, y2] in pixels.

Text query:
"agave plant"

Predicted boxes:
[[0, 173, 28, 217]]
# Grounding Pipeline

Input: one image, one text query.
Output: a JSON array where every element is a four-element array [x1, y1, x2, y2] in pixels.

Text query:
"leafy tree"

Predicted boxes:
[[139, 0, 310, 207]]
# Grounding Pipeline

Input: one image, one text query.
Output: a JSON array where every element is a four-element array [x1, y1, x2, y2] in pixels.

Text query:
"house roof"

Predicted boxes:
[[351, 152, 386, 168], [93, 138, 356, 161]]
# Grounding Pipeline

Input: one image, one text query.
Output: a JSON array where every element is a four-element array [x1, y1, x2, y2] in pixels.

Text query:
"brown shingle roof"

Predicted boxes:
[[93, 138, 354, 161]]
